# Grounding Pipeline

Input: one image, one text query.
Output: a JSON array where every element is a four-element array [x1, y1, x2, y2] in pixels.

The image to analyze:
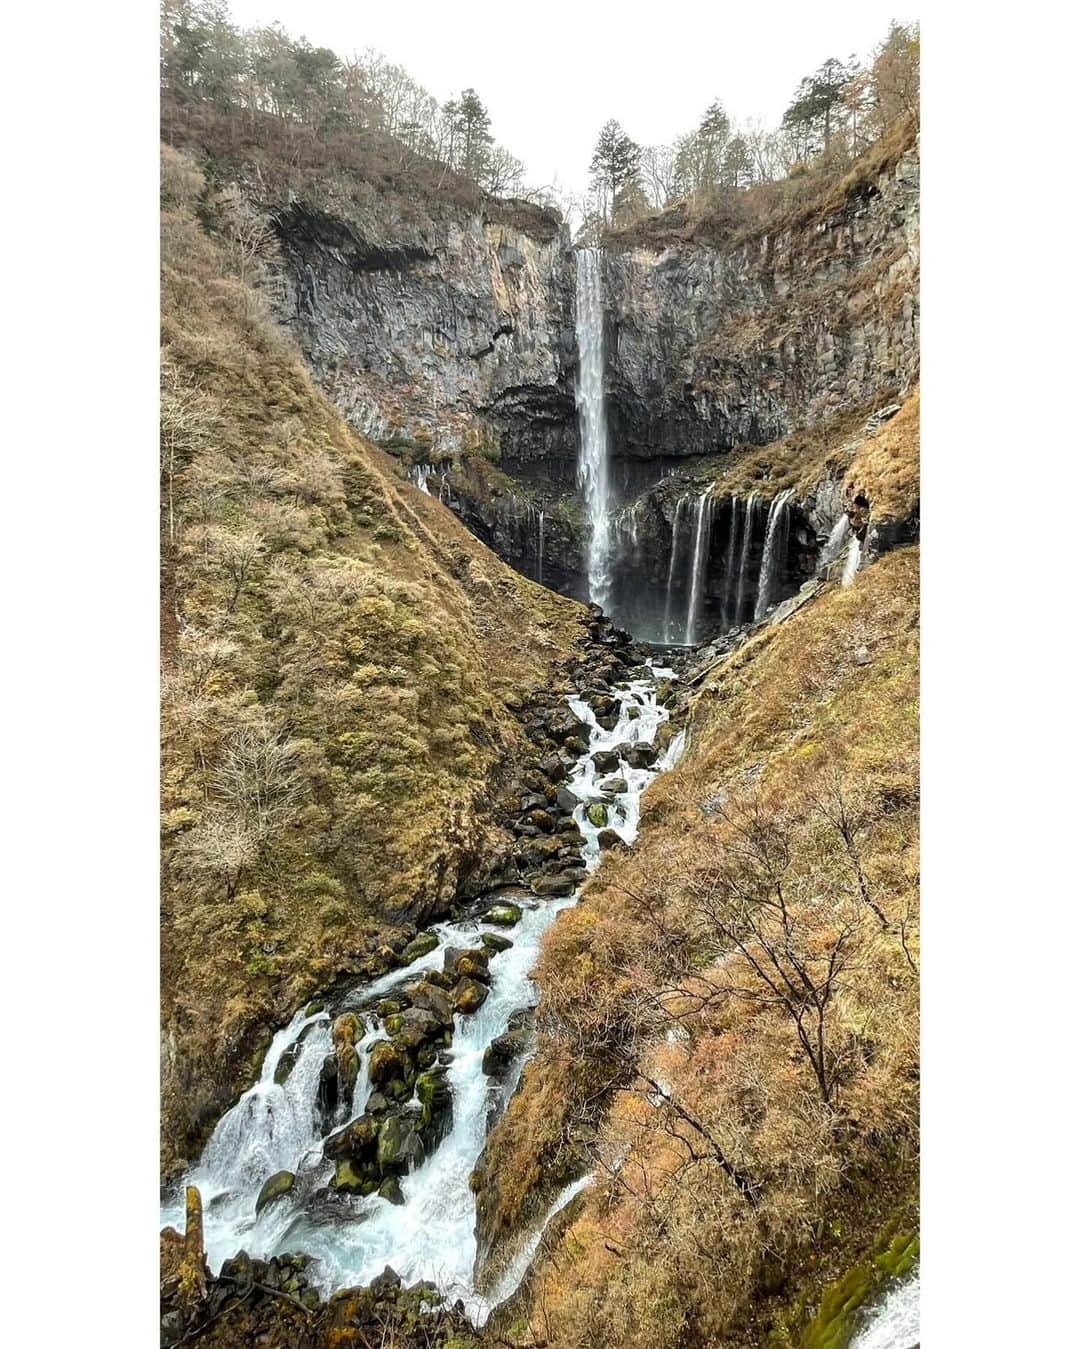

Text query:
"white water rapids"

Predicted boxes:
[[162, 666, 684, 1323], [849, 1270, 920, 1349]]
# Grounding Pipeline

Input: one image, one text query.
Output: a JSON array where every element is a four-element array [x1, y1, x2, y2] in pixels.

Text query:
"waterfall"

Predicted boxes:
[[161, 663, 686, 1321], [733, 491, 759, 624], [537, 509, 545, 585], [754, 488, 795, 621], [818, 512, 851, 572], [684, 489, 714, 645], [722, 495, 740, 627], [574, 248, 612, 611], [662, 497, 687, 643], [841, 535, 862, 587]]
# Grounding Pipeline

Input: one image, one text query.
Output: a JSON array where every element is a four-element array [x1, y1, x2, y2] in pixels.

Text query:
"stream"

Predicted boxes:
[[161, 665, 684, 1323]]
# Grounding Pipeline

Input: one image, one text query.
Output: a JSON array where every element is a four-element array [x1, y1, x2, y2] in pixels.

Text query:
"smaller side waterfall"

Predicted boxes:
[[722, 495, 740, 625], [537, 510, 545, 585], [733, 491, 759, 624], [754, 488, 795, 621], [663, 497, 688, 643], [818, 512, 851, 572], [684, 489, 714, 645], [841, 535, 862, 587], [849, 1271, 919, 1349]]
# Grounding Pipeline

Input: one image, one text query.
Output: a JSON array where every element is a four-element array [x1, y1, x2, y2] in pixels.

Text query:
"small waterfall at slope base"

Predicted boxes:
[[754, 488, 795, 621], [848, 1270, 919, 1349], [683, 490, 714, 645], [161, 665, 686, 1324], [842, 534, 862, 587]]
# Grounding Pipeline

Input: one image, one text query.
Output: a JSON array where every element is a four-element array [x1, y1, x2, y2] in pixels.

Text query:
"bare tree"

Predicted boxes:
[[212, 714, 305, 842]]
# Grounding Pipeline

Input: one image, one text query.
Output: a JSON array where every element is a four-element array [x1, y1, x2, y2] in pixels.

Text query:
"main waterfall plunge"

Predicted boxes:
[[569, 249, 809, 645]]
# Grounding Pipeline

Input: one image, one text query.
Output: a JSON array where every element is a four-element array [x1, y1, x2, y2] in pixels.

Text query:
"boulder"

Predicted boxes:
[[416, 1067, 453, 1145], [481, 932, 513, 953], [555, 785, 580, 813], [378, 1176, 405, 1206], [592, 749, 621, 774], [331, 1160, 377, 1196], [388, 1006, 444, 1050], [377, 1111, 426, 1175], [367, 1040, 406, 1086], [601, 776, 629, 795], [564, 735, 590, 756], [453, 977, 489, 1014], [597, 829, 625, 850], [406, 981, 454, 1026], [586, 802, 609, 828], [485, 902, 522, 927], [624, 742, 658, 769], [532, 873, 576, 897], [323, 1114, 380, 1162], [540, 754, 566, 783], [255, 1170, 296, 1216], [526, 808, 555, 832], [400, 931, 440, 965], [482, 1028, 530, 1078]]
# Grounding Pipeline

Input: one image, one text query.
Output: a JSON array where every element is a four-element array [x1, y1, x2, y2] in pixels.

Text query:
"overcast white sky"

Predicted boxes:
[[225, 0, 918, 197]]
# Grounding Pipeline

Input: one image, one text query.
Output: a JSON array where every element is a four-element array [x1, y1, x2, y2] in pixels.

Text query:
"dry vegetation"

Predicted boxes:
[[160, 143, 585, 1167], [478, 548, 919, 1348]]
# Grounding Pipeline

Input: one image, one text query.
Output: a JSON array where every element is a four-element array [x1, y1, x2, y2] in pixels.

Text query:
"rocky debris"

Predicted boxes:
[[484, 901, 523, 927]]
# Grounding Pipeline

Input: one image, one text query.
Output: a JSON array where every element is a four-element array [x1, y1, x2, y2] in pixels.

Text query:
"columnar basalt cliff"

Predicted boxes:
[[263, 133, 919, 644]]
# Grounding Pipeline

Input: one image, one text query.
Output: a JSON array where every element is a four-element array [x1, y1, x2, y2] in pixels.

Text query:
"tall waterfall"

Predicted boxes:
[[574, 249, 612, 611], [662, 497, 687, 643], [754, 488, 795, 621], [722, 495, 740, 624], [733, 491, 759, 623], [684, 489, 714, 645]]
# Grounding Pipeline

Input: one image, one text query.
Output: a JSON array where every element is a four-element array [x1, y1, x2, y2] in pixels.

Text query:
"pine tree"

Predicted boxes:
[[589, 120, 642, 225]]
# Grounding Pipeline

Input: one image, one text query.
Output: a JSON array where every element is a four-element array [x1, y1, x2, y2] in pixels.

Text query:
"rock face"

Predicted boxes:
[[267, 141, 918, 641]]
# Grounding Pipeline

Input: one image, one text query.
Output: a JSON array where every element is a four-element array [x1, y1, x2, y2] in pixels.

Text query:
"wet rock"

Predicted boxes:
[[483, 1028, 530, 1077], [254, 1170, 296, 1216], [370, 1266, 402, 1299], [586, 802, 609, 828], [378, 1176, 405, 1205], [400, 930, 440, 965], [485, 901, 523, 926], [592, 749, 621, 774], [331, 1159, 378, 1196], [377, 997, 408, 1018], [368, 1040, 407, 1086], [416, 1067, 453, 1145], [601, 776, 629, 794], [406, 981, 454, 1026], [388, 1006, 444, 1050], [557, 817, 585, 838], [453, 976, 489, 1013], [317, 1053, 339, 1120], [623, 742, 658, 769], [555, 785, 580, 812], [564, 735, 590, 755], [532, 873, 576, 897], [481, 932, 513, 952], [597, 829, 625, 850], [526, 808, 556, 832], [540, 754, 566, 783], [323, 1114, 380, 1162], [377, 1112, 426, 1175]]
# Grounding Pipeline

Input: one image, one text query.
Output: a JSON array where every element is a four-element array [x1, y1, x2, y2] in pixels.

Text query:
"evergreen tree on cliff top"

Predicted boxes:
[[590, 119, 642, 225]]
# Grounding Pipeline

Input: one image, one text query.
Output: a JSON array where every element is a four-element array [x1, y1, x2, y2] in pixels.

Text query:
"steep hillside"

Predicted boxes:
[[474, 546, 919, 1347], [160, 146, 587, 1168]]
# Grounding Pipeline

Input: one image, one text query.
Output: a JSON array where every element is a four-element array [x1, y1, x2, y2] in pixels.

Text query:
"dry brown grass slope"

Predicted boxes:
[[160, 145, 585, 1170], [477, 548, 919, 1349]]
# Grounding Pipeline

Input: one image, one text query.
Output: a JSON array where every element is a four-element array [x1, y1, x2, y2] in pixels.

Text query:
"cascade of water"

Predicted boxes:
[[722, 495, 740, 627], [161, 664, 687, 1321], [574, 248, 612, 611], [662, 497, 687, 643], [410, 463, 432, 495], [841, 535, 862, 587], [848, 1271, 919, 1349], [537, 510, 545, 584], [684, 489, 714, 645], [754, 487, 796, 621], [818, 512, 851, 572], [733, 491, 759, 623]]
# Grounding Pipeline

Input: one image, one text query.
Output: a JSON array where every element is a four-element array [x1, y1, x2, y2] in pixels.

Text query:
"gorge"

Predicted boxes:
[[160, 22, 920, 1349]]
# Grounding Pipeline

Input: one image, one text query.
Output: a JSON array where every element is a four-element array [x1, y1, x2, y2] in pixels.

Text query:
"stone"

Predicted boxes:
[[555, 785, 580, 812], [453, 976, 489, 1014], [564, 735, 590, 756], [406, 981, 454, 1026], [368, 1040, 406, 1086], [378, 1176, 405, 1205], [592, 749, 621, 774], [586, 802, 609, 828], [485, 902, 523, 926], [601, 776, 628, 794], [597, 829, 625, 850], [481, 932, 513, 952], [416, 1067, 454, 1145], [624, 742, 658, 769], [526, 808, 555, 832], [482, 1028, 530, 1077], [323, 1114, 380, 1162], [255, 1170, 295, 1216], [331, 1160, 377, 1196], [540, 754, 566, 783], [400, 930, 440, 965], [532, 873, 576, 897], [377, 1112, 426, 1175], [390, 1006, 444, 1050]]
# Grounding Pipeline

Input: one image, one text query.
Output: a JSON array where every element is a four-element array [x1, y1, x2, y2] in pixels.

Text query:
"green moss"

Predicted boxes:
[[792, 1217, 919, 1349]]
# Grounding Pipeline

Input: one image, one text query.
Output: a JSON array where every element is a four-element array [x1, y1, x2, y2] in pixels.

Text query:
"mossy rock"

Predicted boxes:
[[586, 802, 609, 828], [485, 902, 522, 927], [323, 1114, 380, 1162], [376, 1112, 426, 1175], [368, 1040, 406, 1086], [481, 933, 513, 952], [255, 1170, 295, 1216], [401, 931, 439, 965], [332, 1160, 377, 1196], [333, 1012, 362, 1046], [378, 1176, 405, 1205], [453, 977, 489, 1014], [798, 1228, 919, 1349]]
